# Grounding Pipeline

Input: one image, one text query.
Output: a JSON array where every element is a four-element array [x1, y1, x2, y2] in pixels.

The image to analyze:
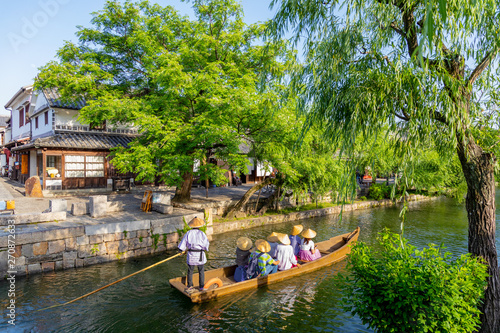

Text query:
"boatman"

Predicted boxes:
[[178, 216, 209, 293]]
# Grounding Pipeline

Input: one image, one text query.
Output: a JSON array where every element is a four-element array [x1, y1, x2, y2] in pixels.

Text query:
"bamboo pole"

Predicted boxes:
[[36, 252, 184, 312]]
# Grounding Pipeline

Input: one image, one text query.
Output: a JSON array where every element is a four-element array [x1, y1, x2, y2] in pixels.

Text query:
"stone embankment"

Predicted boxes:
[[0, 210, 207, 278], [212, 194, 437, 233], [0, 194, 437, 279]]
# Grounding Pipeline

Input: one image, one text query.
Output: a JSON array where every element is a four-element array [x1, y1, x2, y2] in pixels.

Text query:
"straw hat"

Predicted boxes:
[[255, 239, 271, 253], [267, 232, 279, 243], [291, 224, 303, 236], [301, 228, 317, 239], [237, 237, 253, 251], [188, 217, 205, 228], [277, 233, 291, 245]]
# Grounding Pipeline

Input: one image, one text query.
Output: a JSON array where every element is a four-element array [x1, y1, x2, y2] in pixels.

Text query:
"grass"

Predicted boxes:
[[276, 202, 339, 214], [213, 191, 438, 224]]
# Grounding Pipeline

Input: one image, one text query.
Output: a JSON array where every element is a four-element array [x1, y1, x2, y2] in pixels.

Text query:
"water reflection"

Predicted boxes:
[[1, 195, 499, 332]]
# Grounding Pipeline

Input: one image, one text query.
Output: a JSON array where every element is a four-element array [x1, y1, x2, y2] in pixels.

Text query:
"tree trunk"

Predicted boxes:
[[275, 186, 281, 210], [223, 177, 274, 218], [457, 138, 500, 333], [254, 188, 262, 213], [258, 189, 279, 215], [172, 168, 193, 203]]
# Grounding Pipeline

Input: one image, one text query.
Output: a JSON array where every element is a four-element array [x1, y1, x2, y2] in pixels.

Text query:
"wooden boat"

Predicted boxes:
[[169, 227, 360, 303]]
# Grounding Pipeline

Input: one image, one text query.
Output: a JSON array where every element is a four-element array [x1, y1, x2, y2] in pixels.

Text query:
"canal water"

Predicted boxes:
[[2, 195, 500, 332]]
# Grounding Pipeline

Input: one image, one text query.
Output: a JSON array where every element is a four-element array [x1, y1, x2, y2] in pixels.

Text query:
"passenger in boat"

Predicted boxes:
[[267, 232, 279, 259], [247, 239, 280, 278], [178, 217, 210, 293], [298, 229, 321, 261], [289, 224, 303, 256], [276, 233, 300, 271], [234, 237, 253, 282]]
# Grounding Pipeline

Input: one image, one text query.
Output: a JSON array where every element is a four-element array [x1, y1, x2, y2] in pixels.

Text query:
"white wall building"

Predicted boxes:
[[4, 85, 138, 190]]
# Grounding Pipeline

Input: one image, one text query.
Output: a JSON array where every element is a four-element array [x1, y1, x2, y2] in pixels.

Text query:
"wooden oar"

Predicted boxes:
[[36, 251, 184, 312]]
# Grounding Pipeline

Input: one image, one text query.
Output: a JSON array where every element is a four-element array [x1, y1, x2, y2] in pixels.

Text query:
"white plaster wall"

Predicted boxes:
[[32, 93, 49, 115], [256, 162, 272, 177], [29, 150, 37, 177], [9, 91, 31, 141], [55, 109, 84, 127], [4, 128, 11, 143], [10, 106, 31, 141], [55, 109, 138, 132], [31, 110, 54, 139]]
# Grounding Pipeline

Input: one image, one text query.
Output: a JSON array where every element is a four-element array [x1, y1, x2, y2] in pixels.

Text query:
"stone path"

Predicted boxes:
[[0, 177, 265, 215], [0, 178, 14, 201]]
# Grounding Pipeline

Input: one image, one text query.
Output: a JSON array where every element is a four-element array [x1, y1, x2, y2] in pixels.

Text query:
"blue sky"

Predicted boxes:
[[0, 0, 277, 116]]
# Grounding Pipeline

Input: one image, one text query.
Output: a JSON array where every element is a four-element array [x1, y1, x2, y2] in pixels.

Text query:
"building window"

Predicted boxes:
[[25, 105, 29, 124], [65, 155, 85, 177], [65, 155, 104, 178], [85, 156, 105, 177], [19, 109, 24, 127], [45, 111, 49, 125], [35, 116, 39, 129], [46, 155, 62, 178]]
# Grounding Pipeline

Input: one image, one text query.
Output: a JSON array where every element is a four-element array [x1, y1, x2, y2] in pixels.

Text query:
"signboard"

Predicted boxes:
[[46, 179, 62, 186]]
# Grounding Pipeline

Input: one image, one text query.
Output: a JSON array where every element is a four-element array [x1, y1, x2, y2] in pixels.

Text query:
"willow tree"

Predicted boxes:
[[271, 0, 500, 331], [35, 0, 291, 202]]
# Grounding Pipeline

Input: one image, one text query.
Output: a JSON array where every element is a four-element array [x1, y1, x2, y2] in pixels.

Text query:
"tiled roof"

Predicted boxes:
[[238, 142, 251, 154], [0, 116, 9, 127], [42, 87, 86, 110], [4, 85, 33, 109], [12, 132, 135, 151]]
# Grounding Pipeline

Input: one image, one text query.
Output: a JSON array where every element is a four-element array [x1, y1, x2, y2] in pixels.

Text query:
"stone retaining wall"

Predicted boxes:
[[0, 195, 437, 279], [173, 192, 335, 217], [0, 211, 210, 278], [212, 195, 438, 234]]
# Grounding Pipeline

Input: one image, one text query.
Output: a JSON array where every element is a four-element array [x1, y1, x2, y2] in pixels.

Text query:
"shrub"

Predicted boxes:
[[359, 196, 367, 201], [368, 183, 391, 200], [339, 230, 488, 333]]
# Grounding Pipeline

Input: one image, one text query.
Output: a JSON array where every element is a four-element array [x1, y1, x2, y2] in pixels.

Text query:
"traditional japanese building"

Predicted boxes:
[[4, 86, 138, 192], [0, 115, 10, 176]]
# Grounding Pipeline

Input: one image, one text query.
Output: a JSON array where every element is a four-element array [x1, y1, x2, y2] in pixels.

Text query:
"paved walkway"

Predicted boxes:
[[0, 177, 15, 201], [0, 176, 266, 215], [0, 177, 268, 240]]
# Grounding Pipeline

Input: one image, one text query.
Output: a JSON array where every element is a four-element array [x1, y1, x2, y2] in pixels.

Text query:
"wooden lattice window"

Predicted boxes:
[[65, 155, 104, 178]]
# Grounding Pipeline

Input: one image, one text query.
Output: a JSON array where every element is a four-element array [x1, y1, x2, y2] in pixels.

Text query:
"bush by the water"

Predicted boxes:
[[367, 183, 392, 200], [339, 230, 488, 333]]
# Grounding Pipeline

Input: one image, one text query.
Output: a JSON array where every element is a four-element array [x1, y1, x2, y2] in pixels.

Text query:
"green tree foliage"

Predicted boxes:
[[284, 128, 344, 204], [270, 1, 500, 330], [354, 133, 397, 180], [340, 230, 488, 333], [35, 0, 293, 202], [367, 183, 391, 200]]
